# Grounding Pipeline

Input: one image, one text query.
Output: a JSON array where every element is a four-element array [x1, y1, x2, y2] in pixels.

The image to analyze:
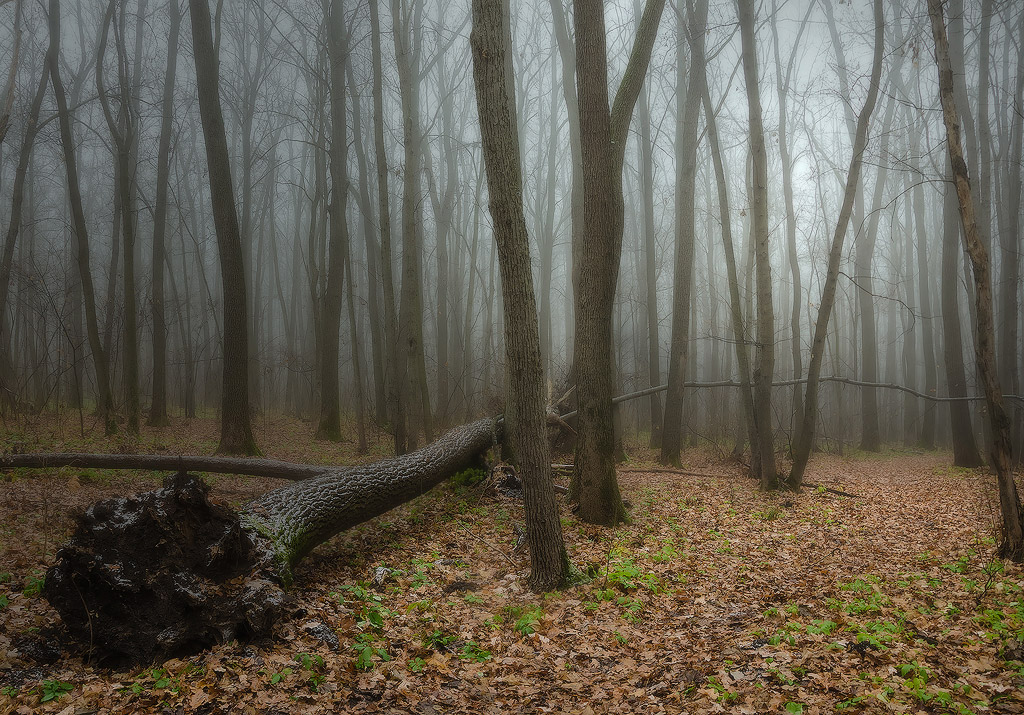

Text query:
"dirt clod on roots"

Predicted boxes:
[[43, 472, 284, 666]]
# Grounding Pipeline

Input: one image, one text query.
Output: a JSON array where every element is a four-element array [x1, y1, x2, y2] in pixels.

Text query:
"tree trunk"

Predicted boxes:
[[660, 0, 705, 466], [470, 0, 570, 591], [737, 0, 777, 490], [315, 0, 350, 443], [188, 0, 258, 455], [941, 165, 983, 467], [788, 0, 884, 489], [148, 0, 181, 427], [570, 0, 665, 526], [928, 0, 1024, 561], [47, 0, 116, 435]]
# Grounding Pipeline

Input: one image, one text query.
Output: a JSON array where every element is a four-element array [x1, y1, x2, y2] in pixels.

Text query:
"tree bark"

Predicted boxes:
[[188, 0, 258, 455], [470, 0, 570, 591], [661, 0, 705, 466], [47, 0, 116, 435], [570, 0, 665, 526], [148, 0, 181, 427], [315, 0, 350, 443], [928, 0, 1024, 561], [737, 0, 777, 490], [36, 419, 498, 666]]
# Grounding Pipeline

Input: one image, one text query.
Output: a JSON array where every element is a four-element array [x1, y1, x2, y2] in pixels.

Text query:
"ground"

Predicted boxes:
[[1, 413, 1022, 714]]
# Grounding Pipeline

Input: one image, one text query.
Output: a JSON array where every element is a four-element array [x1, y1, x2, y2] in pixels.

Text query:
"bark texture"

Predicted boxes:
[[928, 0, 1024, 561], [470, 0, 570, 591]]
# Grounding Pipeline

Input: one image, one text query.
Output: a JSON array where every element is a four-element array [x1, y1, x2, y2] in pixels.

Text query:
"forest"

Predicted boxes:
[[1, 0, 1023, 712]]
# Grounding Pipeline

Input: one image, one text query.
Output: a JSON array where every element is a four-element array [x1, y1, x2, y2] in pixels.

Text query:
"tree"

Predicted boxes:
[[570, 0, 666, 526], [315, 0, 351, 442], [148, 0, 182, 427], [789, 0, 884, 489], [927, 0, 1024, 561], [188, 0, 259, 455], [47, 0, 116, 435], [737, 0, 776, 489], [661, 0, 706, 466], [470, 0, 570, 591]]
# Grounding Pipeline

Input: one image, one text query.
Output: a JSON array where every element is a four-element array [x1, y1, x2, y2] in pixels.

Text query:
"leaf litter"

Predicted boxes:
[[1, 414, 1022, 714]]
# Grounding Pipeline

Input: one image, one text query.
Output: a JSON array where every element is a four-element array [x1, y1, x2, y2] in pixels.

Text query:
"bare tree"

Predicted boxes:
[[470, 0, 570, 590], [569, 0, 665, 526], [928, 0, 1023, 561], [188, 0, 258, 455]]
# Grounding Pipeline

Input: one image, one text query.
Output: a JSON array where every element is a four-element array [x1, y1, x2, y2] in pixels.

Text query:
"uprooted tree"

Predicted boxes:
[[1, 419, 498, 666]]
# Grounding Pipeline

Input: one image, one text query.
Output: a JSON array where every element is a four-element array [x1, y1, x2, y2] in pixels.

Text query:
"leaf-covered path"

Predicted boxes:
[[1, 417, 1022, 714]]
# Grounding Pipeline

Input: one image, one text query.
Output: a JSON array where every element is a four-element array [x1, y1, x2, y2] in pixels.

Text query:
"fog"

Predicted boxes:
[[0, 0, 1021, 467]]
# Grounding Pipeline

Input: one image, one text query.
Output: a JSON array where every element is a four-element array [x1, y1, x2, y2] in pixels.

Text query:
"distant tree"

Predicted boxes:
[[789, 0, 884, 490], [188, 0, 259, 455], [148, 0, 181, 428], [470, 0, 571, 590], [47, 0, 116, 435]]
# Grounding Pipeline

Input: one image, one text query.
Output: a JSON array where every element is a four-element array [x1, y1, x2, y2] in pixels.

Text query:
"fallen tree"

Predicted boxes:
[[6, 418, 497, 666]]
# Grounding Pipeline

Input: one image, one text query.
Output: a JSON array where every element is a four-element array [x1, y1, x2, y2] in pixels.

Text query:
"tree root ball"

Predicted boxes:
[[43, 472, 285, 666]]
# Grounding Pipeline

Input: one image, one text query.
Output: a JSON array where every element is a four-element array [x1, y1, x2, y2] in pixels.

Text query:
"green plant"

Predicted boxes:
[[296, 653, 326, 692], [269, 667, 293, 685], [352, 633, 391, 670], [40, 680, 73, 703], [513, 605, 543, 635], [459, 641, 491, 663], [423, 629, 456, 650], [451, 467, 487, 489], [1, 685, 19, 698], [784, 702, 805, 714], [408, 657, 426, 673], [22, 574, 44, 598], [753, 506, 783, 522], [337, 583, 388, 630]]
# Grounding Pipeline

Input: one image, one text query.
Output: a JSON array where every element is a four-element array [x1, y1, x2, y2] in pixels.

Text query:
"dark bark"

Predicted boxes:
[[737, 0, 777, 489], [48, 0, 116, 435], [570, 0, 665, 526], [148, 0, 181, 427], [928, 0, 1024, 561], [315, 0, 350, 442], [188, 0, 258, 455], [470, 0, 570, 591]]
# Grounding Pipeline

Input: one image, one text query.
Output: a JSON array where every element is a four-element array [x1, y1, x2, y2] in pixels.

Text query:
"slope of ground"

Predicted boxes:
[[1, 414, 1022, 714]]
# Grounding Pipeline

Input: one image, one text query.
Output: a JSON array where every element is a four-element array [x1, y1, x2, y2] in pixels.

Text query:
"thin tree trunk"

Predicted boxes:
[[47, 0, 116, 434], [470, 0, 570, 590], [789, 0, 884, 489], [737, 0, 776, 489], [188, 0, 258, 455], [928, 0, 1023, 561], [661, 0, 705, 466]]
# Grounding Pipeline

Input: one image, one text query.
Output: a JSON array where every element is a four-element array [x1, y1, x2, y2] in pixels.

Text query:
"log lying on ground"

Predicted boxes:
[[30, 418, 498, 666]]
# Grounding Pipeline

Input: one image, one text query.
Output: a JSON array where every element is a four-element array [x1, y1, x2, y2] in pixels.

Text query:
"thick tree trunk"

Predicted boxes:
[[36, 419, 498, 666], [570, 0, 665, 526]]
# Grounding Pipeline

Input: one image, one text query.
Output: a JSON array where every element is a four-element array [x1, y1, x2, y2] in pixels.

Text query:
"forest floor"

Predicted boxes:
[[1, 413, 1022, 715]]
